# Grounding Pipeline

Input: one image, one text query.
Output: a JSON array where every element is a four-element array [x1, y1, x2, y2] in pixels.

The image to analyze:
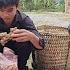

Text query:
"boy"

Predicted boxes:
[[0, 0, 45, 70]]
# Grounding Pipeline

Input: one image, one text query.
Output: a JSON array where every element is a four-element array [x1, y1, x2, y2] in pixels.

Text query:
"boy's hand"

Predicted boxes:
[[11, 29, 35, 42], [11, 28, 43, 49]]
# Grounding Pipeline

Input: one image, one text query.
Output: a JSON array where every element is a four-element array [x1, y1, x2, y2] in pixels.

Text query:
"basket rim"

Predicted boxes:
[[37, 25, 68, 30]]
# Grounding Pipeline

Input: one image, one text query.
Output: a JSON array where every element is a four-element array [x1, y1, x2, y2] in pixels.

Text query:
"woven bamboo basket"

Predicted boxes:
[[33, 25, 70, 70]]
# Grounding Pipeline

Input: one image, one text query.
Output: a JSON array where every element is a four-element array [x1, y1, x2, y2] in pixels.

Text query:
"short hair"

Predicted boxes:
[[0, 0, 19, 9]]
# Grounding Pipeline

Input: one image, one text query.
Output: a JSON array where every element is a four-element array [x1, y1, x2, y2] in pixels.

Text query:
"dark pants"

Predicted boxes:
[[0, 41, 33, 70]]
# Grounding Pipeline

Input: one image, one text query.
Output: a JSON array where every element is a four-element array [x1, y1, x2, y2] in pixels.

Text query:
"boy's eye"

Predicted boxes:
[[0, 8, 13, 12], [6, 8, 13, 12]]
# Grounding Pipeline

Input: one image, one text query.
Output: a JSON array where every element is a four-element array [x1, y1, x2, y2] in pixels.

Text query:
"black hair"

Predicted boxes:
[[0, 0, 19, 9]]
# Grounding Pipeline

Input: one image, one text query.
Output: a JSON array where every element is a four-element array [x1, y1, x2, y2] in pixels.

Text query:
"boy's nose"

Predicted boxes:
[[4, 13, 11, 18]]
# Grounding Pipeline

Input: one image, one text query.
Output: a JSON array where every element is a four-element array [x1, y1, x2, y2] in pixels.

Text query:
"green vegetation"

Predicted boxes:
[[19, 0, 65, 12]]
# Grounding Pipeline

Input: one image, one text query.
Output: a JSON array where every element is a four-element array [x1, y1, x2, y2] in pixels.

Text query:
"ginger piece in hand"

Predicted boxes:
[[0, 27, 17, 46]]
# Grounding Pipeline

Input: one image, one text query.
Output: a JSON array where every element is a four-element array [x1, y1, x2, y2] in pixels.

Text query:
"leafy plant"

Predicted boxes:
[[19, 0, 65, 12]]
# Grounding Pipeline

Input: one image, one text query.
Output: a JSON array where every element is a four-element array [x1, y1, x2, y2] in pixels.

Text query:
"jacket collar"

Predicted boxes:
[[15, 10, 22, 22]]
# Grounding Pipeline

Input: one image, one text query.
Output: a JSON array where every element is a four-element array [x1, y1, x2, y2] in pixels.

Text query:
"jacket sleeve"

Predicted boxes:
[[22, 16, 46, 49]]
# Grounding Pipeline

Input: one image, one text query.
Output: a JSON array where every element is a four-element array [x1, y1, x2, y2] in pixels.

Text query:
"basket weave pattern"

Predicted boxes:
[[35, 26, 70, 70]]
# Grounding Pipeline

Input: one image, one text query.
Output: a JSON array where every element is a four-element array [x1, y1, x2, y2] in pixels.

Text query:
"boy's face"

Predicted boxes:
[[0, 6, 17, 24]]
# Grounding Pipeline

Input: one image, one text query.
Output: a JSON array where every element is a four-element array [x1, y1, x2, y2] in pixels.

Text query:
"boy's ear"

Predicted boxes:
[[17, 7, 19, 10]]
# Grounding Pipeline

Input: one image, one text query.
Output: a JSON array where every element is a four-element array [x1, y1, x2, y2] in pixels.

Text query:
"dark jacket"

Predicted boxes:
[[0, 10, 45, 54]]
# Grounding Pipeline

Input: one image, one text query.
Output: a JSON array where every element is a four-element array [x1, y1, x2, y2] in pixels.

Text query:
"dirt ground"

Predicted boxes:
[[25, 12, 70, 28]]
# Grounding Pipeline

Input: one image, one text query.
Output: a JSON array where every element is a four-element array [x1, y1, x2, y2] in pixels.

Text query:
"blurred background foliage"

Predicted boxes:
[[19, 0, 65, 12]]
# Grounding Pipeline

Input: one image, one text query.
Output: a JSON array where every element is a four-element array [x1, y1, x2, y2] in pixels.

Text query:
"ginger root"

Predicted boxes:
[[0, 27, 17, 46]]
